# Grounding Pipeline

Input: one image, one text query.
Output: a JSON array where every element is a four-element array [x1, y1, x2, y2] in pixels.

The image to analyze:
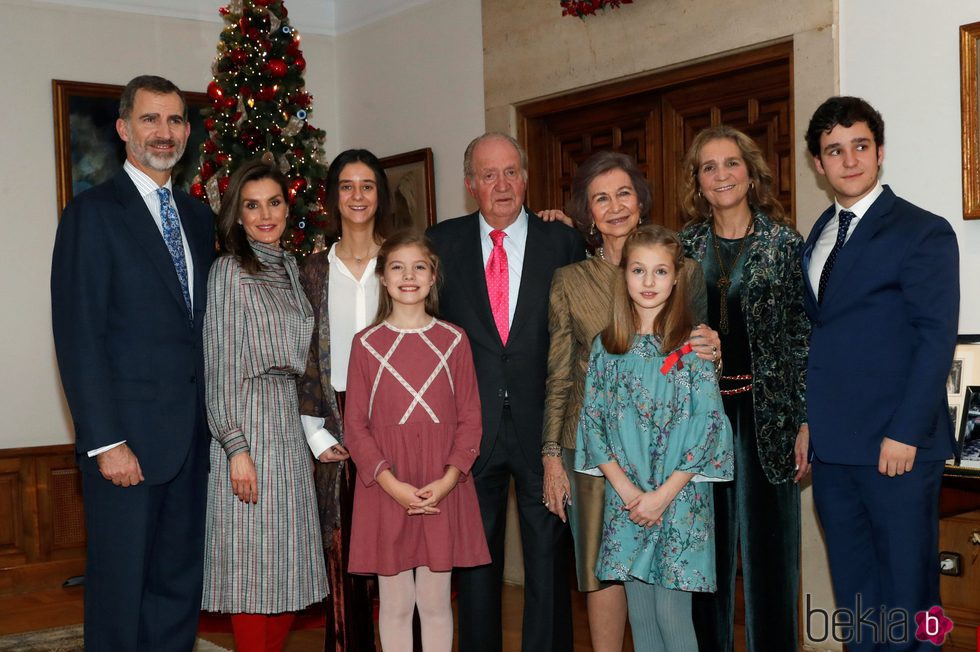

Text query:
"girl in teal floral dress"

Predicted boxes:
[[575, 224, 734, 652]]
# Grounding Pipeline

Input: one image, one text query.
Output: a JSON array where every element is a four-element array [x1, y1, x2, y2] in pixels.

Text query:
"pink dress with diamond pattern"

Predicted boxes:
[[345, 318, 490, 576]]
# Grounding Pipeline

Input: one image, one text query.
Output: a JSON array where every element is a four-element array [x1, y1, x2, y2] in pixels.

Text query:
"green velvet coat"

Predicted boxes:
[[679, 212, 809, 484]]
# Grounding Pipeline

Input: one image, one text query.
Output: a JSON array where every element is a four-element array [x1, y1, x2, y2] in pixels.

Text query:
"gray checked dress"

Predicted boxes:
[[202, 241, 328, 614]]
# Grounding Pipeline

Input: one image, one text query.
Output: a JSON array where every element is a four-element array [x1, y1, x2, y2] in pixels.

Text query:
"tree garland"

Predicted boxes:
[[561, 0, 633, 18]]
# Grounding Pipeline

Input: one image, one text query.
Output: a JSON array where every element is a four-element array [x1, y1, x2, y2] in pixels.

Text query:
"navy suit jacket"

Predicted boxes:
[[428, 211, 585, 471], [52, 169, 215, 483], [802, 185, 959, 464]]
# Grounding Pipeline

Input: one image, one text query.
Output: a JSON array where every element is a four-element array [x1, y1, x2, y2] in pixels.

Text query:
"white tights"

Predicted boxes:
[[377, 567, 452, 652]]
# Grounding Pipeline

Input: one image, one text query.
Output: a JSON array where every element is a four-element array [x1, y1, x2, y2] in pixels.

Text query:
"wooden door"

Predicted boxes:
[[519, 42, 793, 233]]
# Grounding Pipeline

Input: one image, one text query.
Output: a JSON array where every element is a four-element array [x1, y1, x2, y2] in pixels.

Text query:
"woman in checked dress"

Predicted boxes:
[[202, 159, 327, 652]]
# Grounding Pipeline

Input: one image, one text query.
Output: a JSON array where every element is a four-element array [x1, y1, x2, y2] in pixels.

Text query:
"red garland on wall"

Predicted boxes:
[[561, 0, 633, 18]]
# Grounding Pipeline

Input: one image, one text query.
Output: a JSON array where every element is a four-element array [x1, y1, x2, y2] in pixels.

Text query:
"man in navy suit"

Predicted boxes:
[[51, 76, 214, 651], [802, 96, 959, 650], [427, 133, 583, 651]]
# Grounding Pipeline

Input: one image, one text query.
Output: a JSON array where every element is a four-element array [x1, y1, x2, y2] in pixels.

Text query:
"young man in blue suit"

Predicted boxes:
[[51, 76, 215, 651], [803, 96, 959, 650]]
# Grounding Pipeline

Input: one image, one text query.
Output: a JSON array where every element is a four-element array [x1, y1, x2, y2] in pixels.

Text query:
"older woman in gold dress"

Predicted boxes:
[[541, 151, 719, 651]]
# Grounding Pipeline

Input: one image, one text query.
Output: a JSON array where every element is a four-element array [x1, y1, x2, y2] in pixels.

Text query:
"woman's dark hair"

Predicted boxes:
[[805, 96, 885, 158], [678, 124, 786, 225], [371, 229, 441, 325], [216, 158, 288, 274], [566, 151, 653, 250], [601, 224, 692, 355], [324, 149, 395, 243]]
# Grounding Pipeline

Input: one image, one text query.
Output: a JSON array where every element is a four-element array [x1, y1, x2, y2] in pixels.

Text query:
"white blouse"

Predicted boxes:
[[327, 241, 380, 392], [302, 242, 381, 457]]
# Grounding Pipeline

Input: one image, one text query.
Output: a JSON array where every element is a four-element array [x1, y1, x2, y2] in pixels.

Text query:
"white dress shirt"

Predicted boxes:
[[302, 242, 380, 458], [88, 162, 196, 458], [478, 208, 528, 326], [807, 181, 884, 298]]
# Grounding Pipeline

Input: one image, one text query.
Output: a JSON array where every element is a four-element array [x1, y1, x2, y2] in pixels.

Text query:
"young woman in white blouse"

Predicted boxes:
[[298, 149, 397, 652]]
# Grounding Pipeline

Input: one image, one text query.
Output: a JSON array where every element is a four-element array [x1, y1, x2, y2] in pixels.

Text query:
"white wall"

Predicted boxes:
[[840, 0, 980, 333], [0, 0, 339, 448], [334, 0, 484, 219]]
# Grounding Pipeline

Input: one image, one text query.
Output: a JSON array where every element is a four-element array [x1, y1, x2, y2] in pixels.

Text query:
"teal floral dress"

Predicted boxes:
[[575, 335, 734, 592]]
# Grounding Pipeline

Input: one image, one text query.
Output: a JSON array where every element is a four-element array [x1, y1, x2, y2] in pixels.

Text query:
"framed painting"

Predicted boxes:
[[956, 386, 980, 469], [380, 147, 437, 231], [52, 79, 208, 215], [960, 21, 980, 219]]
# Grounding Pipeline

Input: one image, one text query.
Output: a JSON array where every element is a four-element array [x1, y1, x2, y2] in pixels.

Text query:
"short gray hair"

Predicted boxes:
[[463, 132, 528, 180]]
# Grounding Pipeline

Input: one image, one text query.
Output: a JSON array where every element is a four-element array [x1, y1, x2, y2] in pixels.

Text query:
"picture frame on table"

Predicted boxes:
[[380, 147, 437, 231], [946, 339, 980, 476], [52, 79, 209, 216], [957, 386, 980, 469]]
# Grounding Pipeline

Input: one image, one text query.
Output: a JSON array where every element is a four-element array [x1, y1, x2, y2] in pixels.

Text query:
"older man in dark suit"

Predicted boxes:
[[51, 75, 215, 651], [427, 133, 583, 651], [803, 96, 959, 651]]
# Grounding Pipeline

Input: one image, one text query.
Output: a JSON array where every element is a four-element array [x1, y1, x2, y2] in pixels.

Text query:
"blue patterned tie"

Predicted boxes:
[[817, 209, 855, 305], [157, 188, 192, 320]]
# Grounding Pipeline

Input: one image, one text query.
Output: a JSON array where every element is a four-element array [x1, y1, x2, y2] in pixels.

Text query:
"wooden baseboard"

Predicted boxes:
[[0, 445, 84, 595]]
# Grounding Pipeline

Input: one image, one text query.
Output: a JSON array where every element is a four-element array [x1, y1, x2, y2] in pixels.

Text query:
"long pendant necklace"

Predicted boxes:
[[711, 220, 752, 334]]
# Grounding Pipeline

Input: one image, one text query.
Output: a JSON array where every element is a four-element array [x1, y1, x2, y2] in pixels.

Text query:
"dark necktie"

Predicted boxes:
[[817, 209, 855, 305], [157, 188, 193, 320]]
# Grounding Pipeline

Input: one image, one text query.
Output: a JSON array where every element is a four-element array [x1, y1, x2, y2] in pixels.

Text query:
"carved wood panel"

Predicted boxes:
[[519, 42, 793, 233]]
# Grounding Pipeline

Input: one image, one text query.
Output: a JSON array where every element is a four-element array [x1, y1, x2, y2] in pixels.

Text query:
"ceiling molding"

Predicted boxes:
[[27, 0, 437, 36]]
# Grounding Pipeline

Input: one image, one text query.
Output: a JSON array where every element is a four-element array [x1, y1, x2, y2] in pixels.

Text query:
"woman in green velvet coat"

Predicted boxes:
[[678, 125, 810, 652]]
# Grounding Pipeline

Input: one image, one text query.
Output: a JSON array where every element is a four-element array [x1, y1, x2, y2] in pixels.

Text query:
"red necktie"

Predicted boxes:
[[486, 229, 509, 344]]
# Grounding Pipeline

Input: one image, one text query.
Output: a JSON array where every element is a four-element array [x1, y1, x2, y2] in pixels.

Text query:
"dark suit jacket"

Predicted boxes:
[[52, 169, 215, 483], [428, 211, 585, 470], [802, 185, 958, 464]]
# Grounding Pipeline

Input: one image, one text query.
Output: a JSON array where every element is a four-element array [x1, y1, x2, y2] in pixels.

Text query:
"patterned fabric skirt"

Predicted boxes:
[[202, 375, 328, 613]]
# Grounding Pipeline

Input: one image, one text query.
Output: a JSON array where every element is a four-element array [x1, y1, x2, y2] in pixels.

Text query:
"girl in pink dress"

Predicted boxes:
[[345, 230, 490, 652]]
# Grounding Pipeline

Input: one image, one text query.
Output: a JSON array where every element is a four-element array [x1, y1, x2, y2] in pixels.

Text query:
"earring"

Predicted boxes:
[[697, 190, 703, 198], [589, 222, 596, 237], [750, 182, 755, 190]]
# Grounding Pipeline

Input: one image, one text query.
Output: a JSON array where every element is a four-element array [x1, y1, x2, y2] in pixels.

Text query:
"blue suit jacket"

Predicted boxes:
[[51, 169, 215, 483], [802, 185, 959, 464]]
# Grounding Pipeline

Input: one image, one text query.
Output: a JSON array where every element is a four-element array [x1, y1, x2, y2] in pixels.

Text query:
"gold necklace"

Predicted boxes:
[[711, 220, 753, 334], [339, 239, 376, 264]]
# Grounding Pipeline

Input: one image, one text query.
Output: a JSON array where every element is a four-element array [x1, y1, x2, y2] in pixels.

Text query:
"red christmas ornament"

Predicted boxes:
[[204, 117, 217, 131], [223, 96, 237, 110], [218, 5, 229, 17], [292, 229, 306, 246], [239, 17, 248, 33], [207, 81, 223, 101], [201, 160, 216, 180], [216, 152, 231, 166], [290, 92, 311, 108], [254, 0, 273, 6], [292, 147, 305, 158], [247, 27, 261, 40], [203, 140, 217, 154], [218, 176, 231, 194], [190, 182, 205, 199], [293, 56, 306, 72], [230, 49, 248, 65], [255, 86, 276, 101], [239, 85, 252, 97], [287, 41, 301, 57], [266, 59, 287, 78]]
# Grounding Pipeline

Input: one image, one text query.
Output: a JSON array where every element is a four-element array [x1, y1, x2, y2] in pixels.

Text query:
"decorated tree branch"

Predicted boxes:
[[194, 0, 329, 254], [561, 0, 633, 18]]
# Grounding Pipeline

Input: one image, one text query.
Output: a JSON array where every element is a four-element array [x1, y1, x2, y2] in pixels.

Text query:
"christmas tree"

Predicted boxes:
[[193, 0, 329, 255]]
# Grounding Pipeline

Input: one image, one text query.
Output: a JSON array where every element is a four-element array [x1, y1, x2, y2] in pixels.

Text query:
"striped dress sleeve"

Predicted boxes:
[[204, 256, 249, 459]]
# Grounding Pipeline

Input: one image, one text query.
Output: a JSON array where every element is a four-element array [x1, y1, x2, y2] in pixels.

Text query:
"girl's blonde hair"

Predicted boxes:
[[600, 224, 692, 355], [372, 229, 441, 325]]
